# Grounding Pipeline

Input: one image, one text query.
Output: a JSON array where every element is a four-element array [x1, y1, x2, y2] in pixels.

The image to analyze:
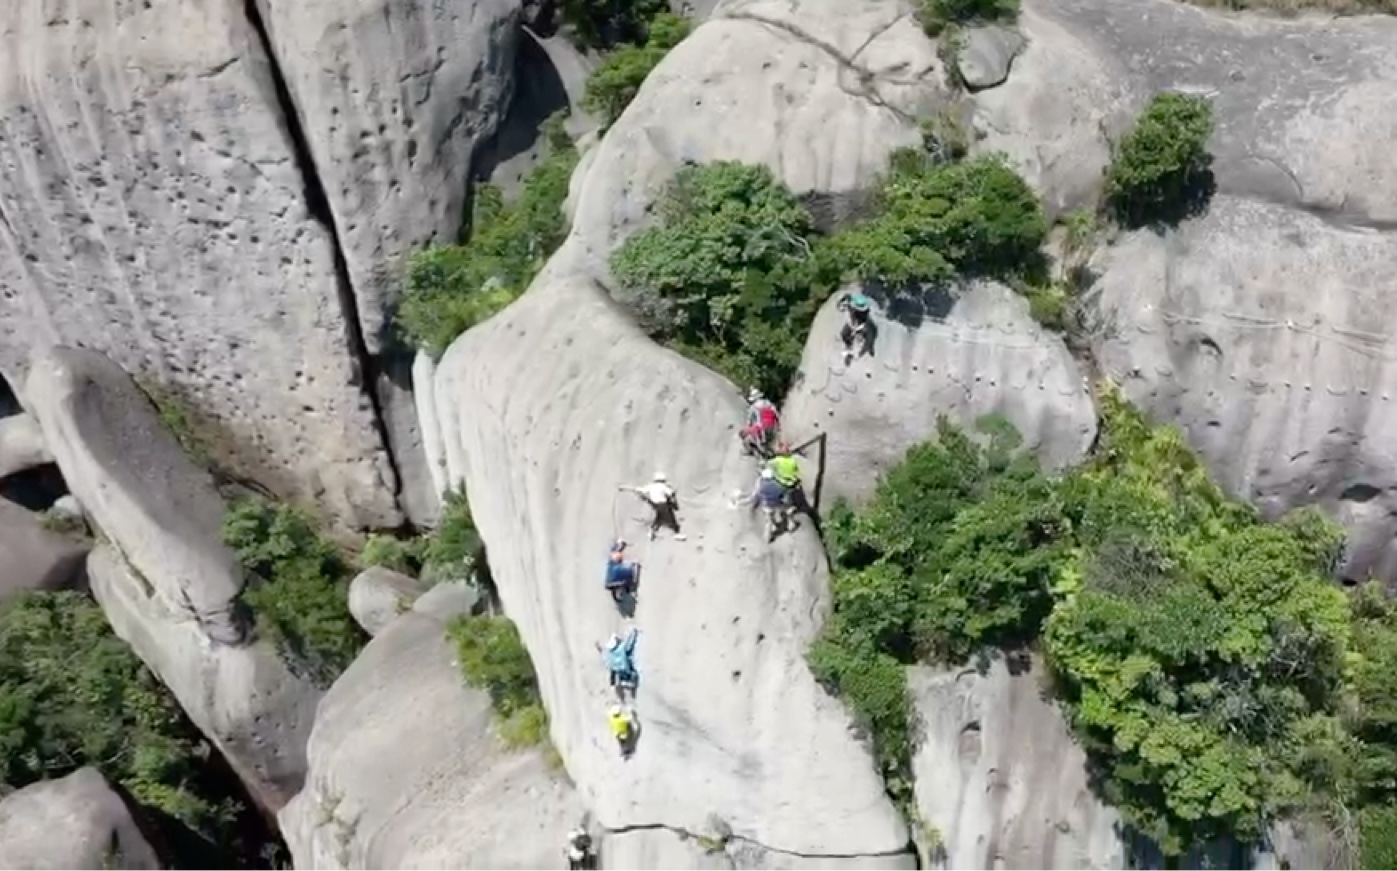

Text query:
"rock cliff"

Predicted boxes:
[[784, 282, 1096, 508], [279, 583, 581, 868], [26, 348, 320, 812], [0, 0, 402, 530]]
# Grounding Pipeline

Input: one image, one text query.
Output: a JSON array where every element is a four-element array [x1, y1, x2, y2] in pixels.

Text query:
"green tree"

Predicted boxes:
[[222, 498, 366, 687], [0, 591, 240, 840], [397, 117, 579, 356], [917, 0, 1019, 36], [556, 0, 670, 49], [610, 161, 834, 397], [837, 153, 1047, 281], [447, 614, 550, 748], [582, 13, 691, 127], [1105, 92, 1215, 227]]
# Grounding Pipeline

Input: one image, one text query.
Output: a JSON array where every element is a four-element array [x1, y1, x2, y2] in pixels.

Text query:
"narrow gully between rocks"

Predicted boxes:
[[240, 0, 408, 523]]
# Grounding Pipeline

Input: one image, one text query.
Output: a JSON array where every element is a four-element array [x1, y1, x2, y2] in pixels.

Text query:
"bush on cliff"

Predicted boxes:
[[448, 614, 550, 748], [0, 591, 241, 843], [811, 390, 1392, 857], [583, 12, 692, 127], [397, 115, 579, 357], [917, 0, 1019, 36], [222, 498, 366, 687], [557, 0, 669, 49], [1105, 92, 1215, 227]]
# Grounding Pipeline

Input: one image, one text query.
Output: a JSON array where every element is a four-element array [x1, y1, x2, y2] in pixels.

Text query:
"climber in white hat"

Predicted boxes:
[[619, 472, 686, 541]]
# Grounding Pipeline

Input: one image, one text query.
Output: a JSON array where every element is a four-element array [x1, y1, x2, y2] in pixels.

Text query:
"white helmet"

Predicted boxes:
[[571, 827, 587, 841], [609, 704, 624, 717], [760, 468, 774, 479], [607, 633, 621, 650], [747, 387, 762, 403], [652, 471, 667, 483]]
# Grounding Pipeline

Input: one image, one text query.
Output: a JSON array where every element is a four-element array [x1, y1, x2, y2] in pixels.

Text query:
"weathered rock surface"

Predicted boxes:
[[279, 585, 581, 869], [348, 565, 425, 636], [0, 497, 88, 600], [0, 767, 162, 870], [784, 282, 1095, 508], [0, 412, 52, 479], [955, 25, 1025, 91], [0, 0, 399, 530], [971, 0, 1397, 215], [25, 347, 319, 811], [416, 1, 963, 859], [568, 0, 947, 277], [435, 249, 909, 858], [909, 655, 1124, 870], [254, 0, 519, 354], [1091, 195, 1397, 582]]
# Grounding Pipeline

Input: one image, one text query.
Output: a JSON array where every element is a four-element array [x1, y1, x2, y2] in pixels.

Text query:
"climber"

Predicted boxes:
[[565, 827, 595, 870], [604, 539, 640, 603], [836, 291, 874, 365], [750, 467, 796, 541], [741, 387, 781, 459], [619, 472, 686, 541], [603, 626, 640, 697], [609, 704, 638, 759], [767, 442, 802, 490]]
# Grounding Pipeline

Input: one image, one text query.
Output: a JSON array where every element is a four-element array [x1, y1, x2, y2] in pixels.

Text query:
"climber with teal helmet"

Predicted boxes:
[[837, 291, 874, 365], [602, 627, 640, 697]]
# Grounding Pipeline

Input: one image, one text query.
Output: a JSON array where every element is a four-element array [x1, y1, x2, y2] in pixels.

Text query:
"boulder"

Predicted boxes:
[[347, 565, 425, 636], [567, 0, 947, 276], [909, 655, 1124, 870], [253, 0, 520, 355], [278, 588, 581, 868], [783, 282, 1096, 508], [1089, 194, 1397, 582], [0, 497, 88, 599], [0, 413, 52, 479], [88, 545, 320, 815], [24, 346, 319, 811], [0, 0, 400, 530], [970, 0, 1397, 215], [0, 767, 162, 870], [955, 25, 1025, 91]]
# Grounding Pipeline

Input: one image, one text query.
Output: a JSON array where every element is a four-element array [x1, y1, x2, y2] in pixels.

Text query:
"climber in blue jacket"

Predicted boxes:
[[604, 539, 639, 603], [604, 627, 640, 696]]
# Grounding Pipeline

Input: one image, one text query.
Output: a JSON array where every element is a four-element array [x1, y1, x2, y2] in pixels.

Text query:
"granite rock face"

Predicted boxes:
[[0, 0, 400, 530], [0, 768, 162, 870]]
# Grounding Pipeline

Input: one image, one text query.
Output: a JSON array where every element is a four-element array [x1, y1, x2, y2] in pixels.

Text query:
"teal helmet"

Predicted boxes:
[[849, 293, 871, 312]]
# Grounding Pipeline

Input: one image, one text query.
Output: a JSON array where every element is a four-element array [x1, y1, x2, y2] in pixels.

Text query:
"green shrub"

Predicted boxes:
[[917, 0, 1019, 36], [610, 161, 835, 398], [1361, 804, 1397, 869], [423, 489, 483, 581], [1105, 92, 1215, 227], [397, 117, 579, 356], [838, 153, 1047, 281], [556, 0, 669, 49], [447, 614, 549, 749], [222, 498, 366, 687], [0, 591, 240, 840], [582, 13, 691, 127], [360, 534, 425, 576]]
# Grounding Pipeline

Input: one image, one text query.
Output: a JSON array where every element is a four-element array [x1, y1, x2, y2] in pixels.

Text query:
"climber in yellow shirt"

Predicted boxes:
[[609, 704, 637, 759]]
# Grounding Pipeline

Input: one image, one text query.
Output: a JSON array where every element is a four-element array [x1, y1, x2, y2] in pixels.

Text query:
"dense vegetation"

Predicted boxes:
[[397, 116, 579, 357], [1105, 92, 1215, 227], [361, 489, 482, 585], [610, 150, 1045, 397], [555, 0, 669, 49], [0, 591, 263, 862], [917, 0, 1019, 36], [447, 614, 551, 750], [223, 498, 367, 688], [810, 390, 1397, 862], [582, 13, 691, 127]]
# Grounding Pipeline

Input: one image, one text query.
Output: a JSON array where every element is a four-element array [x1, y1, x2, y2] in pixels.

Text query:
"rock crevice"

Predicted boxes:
[[238, 0, 405, 522]]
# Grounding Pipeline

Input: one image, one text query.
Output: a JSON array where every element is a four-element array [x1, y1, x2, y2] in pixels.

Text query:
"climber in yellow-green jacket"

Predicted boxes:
[[767, 442, 801, 489]]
